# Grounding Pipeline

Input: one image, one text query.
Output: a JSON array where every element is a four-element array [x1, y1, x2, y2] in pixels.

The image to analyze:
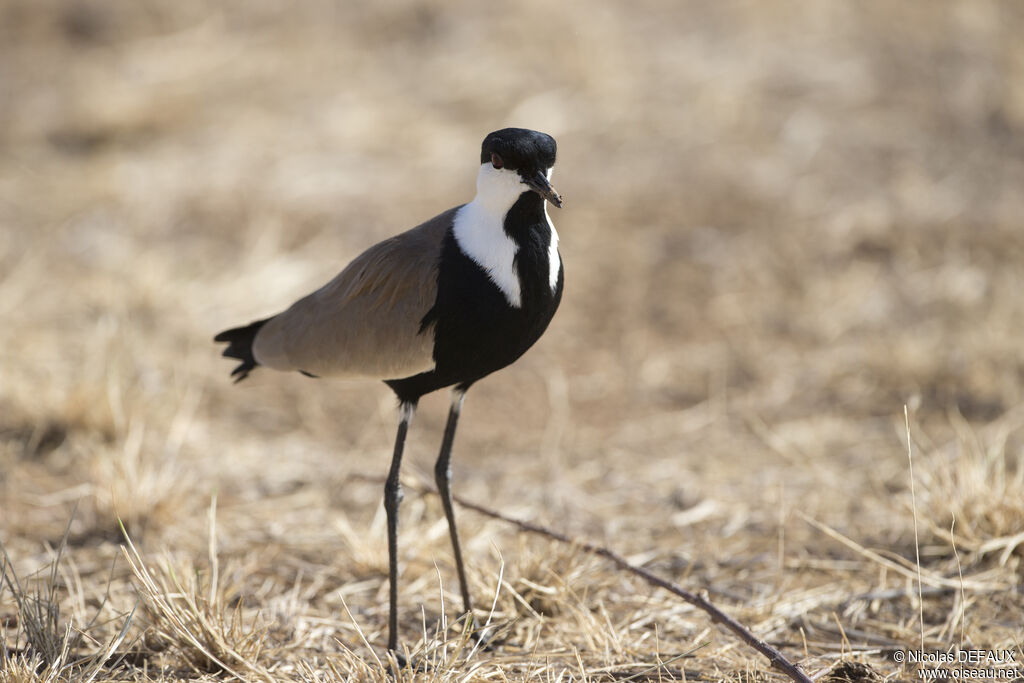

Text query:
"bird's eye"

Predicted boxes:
[[491, 153, 504, 169]]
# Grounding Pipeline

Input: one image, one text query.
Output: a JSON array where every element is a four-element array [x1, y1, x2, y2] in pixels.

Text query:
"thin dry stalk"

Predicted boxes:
[[798, 514, 1001, 592], [904, 406, 925, 653], [950, 515, 966, 649]]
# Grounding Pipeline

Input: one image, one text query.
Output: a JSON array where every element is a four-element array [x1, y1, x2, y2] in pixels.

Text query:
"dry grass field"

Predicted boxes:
[[3, 1, 1024, 680]]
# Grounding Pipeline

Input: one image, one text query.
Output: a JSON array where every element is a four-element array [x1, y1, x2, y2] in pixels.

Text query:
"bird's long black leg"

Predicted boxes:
[[385, 400, 416, 653], [434, 388, 473, 616]]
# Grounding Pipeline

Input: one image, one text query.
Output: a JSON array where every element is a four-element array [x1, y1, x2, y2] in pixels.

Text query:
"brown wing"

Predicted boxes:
[[252, 207, 457, 379]]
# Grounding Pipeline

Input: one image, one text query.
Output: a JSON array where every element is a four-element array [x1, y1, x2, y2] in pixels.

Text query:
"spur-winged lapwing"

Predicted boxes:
[[215, 128, 563, 655]]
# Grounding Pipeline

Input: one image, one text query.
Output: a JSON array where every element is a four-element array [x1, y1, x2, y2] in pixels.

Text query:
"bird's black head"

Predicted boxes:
[[480, 128, 557, 171], [479, 128, 561, 207]]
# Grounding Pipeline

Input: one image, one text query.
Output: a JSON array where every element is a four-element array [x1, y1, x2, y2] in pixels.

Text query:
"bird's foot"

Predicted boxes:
[[470, 625, 498, 651], [385, 650, 430, 677], [456, 612, 511, 652]]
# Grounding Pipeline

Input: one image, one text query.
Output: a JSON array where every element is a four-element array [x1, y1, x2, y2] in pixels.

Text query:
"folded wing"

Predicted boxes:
[[253, 207, 457, 380]]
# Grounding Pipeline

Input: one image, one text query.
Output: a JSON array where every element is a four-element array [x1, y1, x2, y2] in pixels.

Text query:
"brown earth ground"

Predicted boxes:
[[2, 1, 1024, 681]]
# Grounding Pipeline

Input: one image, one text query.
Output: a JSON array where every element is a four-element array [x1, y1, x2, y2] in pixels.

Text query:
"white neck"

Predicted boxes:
[[451, 164, 558, 309]]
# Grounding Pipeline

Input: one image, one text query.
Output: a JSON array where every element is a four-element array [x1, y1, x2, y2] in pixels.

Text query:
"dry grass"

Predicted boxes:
[[3, 0, 1024, 680], [1, 514, 134, 682]]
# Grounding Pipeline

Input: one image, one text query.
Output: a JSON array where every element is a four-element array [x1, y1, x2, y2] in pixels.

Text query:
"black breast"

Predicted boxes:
[[386, 193, 563, 403]]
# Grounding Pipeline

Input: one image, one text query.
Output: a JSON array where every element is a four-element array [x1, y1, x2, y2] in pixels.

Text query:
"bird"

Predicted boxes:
[[214, 127, 563, 657]]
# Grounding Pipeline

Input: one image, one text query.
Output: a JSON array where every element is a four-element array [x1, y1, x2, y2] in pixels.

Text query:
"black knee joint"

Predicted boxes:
[[434, 461, 451, 486], [384, 478, 403, 506]]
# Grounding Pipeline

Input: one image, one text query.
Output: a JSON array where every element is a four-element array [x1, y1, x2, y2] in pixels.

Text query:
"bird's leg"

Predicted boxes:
[[434, 388, 473, 617], [385, 400, 416, 654]]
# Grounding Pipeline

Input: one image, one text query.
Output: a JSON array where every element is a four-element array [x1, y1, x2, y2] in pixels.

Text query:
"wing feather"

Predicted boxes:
[[252, 207, 458, 379]]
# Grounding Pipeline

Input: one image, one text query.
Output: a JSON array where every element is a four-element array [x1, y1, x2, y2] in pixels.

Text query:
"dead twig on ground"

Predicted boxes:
[[351, 473, 813, 683]]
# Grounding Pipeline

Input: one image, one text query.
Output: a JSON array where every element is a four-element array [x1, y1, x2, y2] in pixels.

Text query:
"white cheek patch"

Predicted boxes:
[[476, 164, 531, 207]]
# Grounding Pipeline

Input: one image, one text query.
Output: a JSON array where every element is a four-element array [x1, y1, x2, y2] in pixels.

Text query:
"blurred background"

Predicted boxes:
[[2, 0, 1023, 678]]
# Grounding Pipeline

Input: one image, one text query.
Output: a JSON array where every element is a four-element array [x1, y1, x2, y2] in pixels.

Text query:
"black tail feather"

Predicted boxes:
[[214, 318, 271, 382]]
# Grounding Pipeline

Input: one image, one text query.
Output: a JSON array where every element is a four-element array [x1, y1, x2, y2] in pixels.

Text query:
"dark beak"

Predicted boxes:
[[523, 170, 563, 208]]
